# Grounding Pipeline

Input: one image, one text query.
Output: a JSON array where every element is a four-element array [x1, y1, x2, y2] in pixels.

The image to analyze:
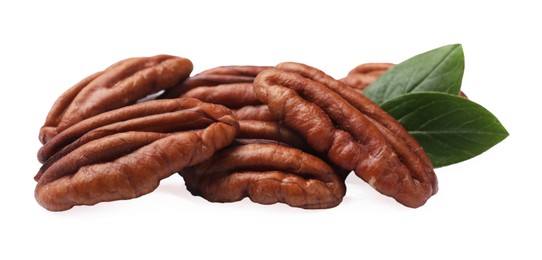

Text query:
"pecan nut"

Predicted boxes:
[[181, 142, 346, 209], [182, 82, 275, 121], [253, 62, 438, 207], [237, 120, 308, 150], [162, 65, 274, 121], [182, 113, 345, 209], [39, 55, 193, 144], [340, 63, 394, 90], [159, 65, 271, 99], [232, 105, 274, 121], [35, 98, 238, 211], [182, 83, 262, 109]]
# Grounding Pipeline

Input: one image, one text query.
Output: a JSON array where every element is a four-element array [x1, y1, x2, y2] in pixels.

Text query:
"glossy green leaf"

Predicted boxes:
[[364, 44, 464, 105], [380, 92, 508, 168]]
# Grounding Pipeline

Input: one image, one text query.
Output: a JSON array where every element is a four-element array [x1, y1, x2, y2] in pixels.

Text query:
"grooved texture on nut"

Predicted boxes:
[[253, 62, 438, 207], [181, 143, 346, 209], [159, 65, 271, 99], [35, 98, 238, 211], [39, 55, 193, 144], [161, 65, 274, 121], [340, 63, 394, 90]]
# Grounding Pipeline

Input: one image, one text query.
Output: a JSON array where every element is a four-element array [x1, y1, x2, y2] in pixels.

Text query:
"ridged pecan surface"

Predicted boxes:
[[35, 98, 238, 211], [181, 142, 346, 209], [162, 65, 274, 121], [253, 62, 438, 207], [159, 65, 271, 99], [340, 63, 394, 90], [39, 55, 193, 144]]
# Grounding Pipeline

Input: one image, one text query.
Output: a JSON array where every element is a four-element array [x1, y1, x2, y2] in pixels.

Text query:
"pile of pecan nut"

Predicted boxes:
[[35, 55, 437, 211]]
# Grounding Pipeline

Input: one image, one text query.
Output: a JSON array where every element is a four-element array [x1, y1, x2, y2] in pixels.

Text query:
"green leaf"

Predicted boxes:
[[364, 44, 464, 105], [380, 92, 509, 168]]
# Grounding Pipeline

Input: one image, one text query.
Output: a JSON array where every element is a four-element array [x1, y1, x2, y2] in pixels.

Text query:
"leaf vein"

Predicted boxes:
[[406, 46, 458, 93]]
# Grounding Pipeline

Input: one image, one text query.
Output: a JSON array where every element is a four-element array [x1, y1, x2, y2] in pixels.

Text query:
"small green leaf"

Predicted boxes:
[[364, 44, 464, 105], [380, 92, 509, 168]]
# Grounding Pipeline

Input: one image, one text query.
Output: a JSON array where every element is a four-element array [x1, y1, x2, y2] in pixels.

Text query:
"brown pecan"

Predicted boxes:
[[181, 114, 346, 209], [159, 65, 271, 99], [181, 142, 346, 209], [37, 95, 220, 164], [237, 119, 350, 181], [340, 63, 394, 90], [181, 81, 276, 121], [182, 83, 261, 109], [237, 120, 308, 150], [161, 65, 274, 121], [196, 65, 272, 76], [39, 55, 193, 144], [35, 98, 238, 211], [164, 66, 273, 121], [253, 63, 438, 207], [232, 105, 274, 121]]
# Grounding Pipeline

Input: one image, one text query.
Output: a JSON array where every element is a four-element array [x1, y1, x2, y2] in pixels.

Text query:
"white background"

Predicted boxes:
[[1, 1, 540, 259]]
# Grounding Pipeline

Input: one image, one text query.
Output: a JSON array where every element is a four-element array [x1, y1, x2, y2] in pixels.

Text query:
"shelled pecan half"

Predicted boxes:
[[35, 98, 238, 211], [183, 83, 261, 109], [181, 142, 346, 209], [181, 114, 346, 209], [253, 63, 438, 207], [232, 105, 274, 121], [183, 83, 275, 121], [340, 63, 394, 90], [160, 65, 274, 121], [39, 55, 193, 144], [237, 120, 307, 150], [159, 65, 271, 99]]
